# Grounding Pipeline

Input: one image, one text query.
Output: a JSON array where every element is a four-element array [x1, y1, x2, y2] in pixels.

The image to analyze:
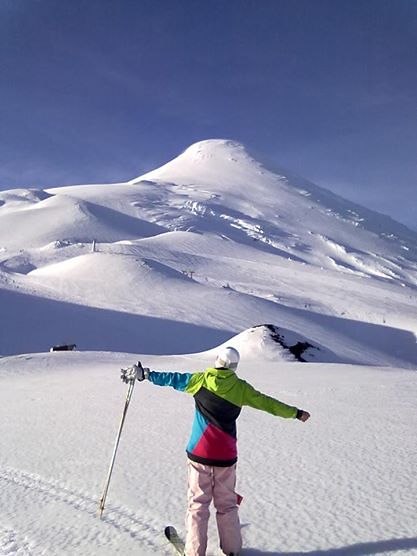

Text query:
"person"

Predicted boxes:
[[121, 346, 310, 556]]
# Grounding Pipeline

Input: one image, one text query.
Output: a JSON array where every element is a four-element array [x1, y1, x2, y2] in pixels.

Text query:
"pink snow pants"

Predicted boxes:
[[185, 460, 242, 556]]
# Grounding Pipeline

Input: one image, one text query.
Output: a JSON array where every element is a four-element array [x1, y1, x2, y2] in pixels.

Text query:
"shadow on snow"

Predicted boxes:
[[0, 288, 233, 356], [242, 535, 417, 555]]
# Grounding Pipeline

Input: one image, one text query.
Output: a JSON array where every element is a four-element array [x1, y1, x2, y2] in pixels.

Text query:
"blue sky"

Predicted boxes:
[[1, 0, 416, 228]]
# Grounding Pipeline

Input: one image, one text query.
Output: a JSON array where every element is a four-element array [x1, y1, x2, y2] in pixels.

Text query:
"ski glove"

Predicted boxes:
[[296, 409, 311, 422], [120, 361, 150, 383]]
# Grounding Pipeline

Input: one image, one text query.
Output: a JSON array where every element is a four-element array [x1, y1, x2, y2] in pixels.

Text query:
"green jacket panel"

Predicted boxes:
[[185, 367, 297, 419]]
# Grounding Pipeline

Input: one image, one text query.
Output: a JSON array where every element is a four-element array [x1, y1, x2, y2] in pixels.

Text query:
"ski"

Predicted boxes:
[[164, 525, 185, 555]]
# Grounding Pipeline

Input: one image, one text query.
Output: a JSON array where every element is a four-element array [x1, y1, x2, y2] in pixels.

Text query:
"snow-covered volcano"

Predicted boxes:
[[131, 140, 417, 283], [0, 139, 416, 365]]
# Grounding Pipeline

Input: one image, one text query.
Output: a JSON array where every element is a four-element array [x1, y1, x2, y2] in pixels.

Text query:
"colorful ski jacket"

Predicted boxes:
[[148, 367, 298, 467]]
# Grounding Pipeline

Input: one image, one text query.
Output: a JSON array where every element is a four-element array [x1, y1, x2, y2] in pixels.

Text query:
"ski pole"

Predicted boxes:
[[98, 376, 136, 518]]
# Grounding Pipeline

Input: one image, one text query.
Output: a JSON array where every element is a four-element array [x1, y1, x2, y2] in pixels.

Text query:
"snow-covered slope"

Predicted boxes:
[[0, 190, 164, 248], [0, 139, 416, 366], [1, 351, 416, 555]]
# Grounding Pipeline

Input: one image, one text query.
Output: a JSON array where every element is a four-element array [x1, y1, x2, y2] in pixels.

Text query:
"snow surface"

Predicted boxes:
[[0, 351, 416, 555], [0, 139, 416, 554]]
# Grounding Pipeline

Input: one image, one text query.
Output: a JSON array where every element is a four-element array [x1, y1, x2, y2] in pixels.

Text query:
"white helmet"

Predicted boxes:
[[214, 346, 240, 371]]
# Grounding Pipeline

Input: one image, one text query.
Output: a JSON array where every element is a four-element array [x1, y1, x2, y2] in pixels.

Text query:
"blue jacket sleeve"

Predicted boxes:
[[148, 371, 193, 392]]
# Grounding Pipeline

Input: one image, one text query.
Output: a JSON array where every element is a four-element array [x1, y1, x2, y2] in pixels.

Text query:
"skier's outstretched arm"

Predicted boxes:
[[147, 370, 206, 393], [120, 361, 204, 392], [147, 370, 196, 391], [241, 381, 310, 421]]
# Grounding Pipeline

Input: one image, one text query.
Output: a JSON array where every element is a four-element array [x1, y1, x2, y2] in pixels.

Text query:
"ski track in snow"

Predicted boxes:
[[0, 526, 35, 556], [0, 466, 166, 555]]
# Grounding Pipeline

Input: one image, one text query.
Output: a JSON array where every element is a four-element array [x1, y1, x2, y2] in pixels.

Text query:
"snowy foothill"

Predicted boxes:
[[0, 139, 417, 554]]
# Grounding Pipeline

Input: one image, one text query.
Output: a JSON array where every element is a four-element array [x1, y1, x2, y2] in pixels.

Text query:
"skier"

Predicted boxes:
[[121, 346, 310, 556]]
